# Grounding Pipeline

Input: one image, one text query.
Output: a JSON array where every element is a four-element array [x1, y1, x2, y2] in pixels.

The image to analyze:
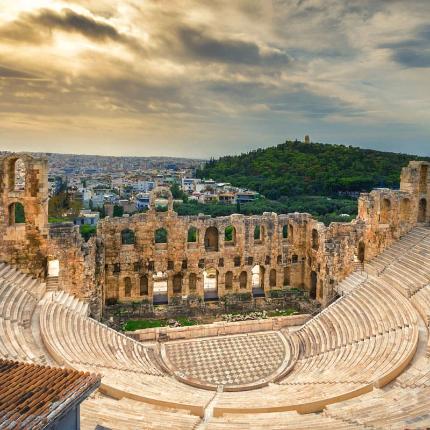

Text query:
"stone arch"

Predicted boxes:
[[121, 228, 135, 245], [8, 202, 25, 226], [203, 267, 218, 300], [225, 271, 233, 289], [187, 226, 198, 243], [282, 224, 288, 239], [124, 277, 132, 298], [358, 241, 366, 263], [155, 228, 168, 243], [173, 273, 182, 294], [254, 224, 265, 242], [310, 271, 317, 299], [288, 224, 294, 241], [204, 227, 219, 252], [418, 198, 427, 223], [239, 271, 248, 289], [292, 254, 298, 264], [419, 164, 428, 193], [283, 266, 290, 286], [149, 186, 173, 212], [251, 265, 265, 289], [380, 198, 391, 224], [224, 225, 236, 245], [140, 275, 148, 295], [7, 157, 27, 192], [189, 273, 197, 292], [153, 271, 168, 304], [269, 269, 277, 288], [400, 198, 411, 223], [311, 229, 319, 250]]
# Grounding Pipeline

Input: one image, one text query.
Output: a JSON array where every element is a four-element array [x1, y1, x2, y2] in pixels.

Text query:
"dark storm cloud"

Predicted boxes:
[[0, 8, 143, 53], [380, 24, 430, 68], [176, 26, 290, 65]]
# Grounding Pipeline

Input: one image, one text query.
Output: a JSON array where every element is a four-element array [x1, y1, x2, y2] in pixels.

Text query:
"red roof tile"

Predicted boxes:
[[0, 359, 100, 430]]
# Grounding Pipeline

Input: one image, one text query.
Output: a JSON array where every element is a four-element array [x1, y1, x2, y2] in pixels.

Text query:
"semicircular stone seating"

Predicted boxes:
[[2, 227, 430, 429]]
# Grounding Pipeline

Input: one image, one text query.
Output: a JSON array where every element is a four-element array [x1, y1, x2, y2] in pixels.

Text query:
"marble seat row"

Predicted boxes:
[[0, 277, 46, 363], [45, 290, 89, 316], [80, 394, 201, 430], [40, 301, 163, 375]]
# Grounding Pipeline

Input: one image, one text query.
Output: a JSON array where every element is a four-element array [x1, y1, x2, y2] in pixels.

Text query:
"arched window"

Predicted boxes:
[[282, 225, 288, 239], [239, 271, 247, 289], [189, 273, 197, 291], [204, 227, 219, 251], [418, 198, 427, 223], [9, 158, 26, 191], [224, 225, 236, 244], [225, 271, 233, 289], [140, 275, 148, 295], [358, 241, 365, 263], [121, 229, 135, 245], [187, 226, 198, 242], [310, 271, 317, 299], [124, 277, 132, 297], [155, 228, 168, 243], [254, 225, 261, 241], [311, 229, 319, 250], [173, 273, 182, 294], [8, 202, 25, 226], [269, 269, 277, 288], [400, 198, 411, 222], [292, 254, 298, 264], [380, 198, 391, 224]]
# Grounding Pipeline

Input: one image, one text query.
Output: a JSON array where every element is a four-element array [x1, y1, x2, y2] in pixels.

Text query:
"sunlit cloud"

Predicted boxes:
[[0, 0, 429, 157]]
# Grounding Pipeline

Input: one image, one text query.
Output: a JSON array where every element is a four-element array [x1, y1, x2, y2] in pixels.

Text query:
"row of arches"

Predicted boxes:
[[120, 223, 292, 249], [379, 197, 427, 224], [119, 266, 280, 300]]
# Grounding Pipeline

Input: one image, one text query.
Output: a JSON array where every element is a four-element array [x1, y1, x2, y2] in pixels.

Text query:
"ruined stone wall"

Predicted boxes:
[[0, 154, 428, 315], [0, 154, 49, 277]]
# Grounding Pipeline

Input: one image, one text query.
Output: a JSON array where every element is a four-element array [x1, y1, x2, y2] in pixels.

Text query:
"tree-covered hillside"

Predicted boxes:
[[197, 141, 430, 199]]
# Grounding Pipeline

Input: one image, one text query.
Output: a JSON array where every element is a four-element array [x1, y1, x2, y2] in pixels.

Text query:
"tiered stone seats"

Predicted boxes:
[[324, 387, 430, 429], [213, 276, 418, 416], [335, 271, 367, 296], [39, 300, 214, 416], [0, 264, 47, 364], [80, 393, 201, 430], [46, 290, 89, 316]]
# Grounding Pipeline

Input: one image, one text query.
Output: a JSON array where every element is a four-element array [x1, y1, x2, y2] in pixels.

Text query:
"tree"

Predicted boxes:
[[113, 205, 124, 218]]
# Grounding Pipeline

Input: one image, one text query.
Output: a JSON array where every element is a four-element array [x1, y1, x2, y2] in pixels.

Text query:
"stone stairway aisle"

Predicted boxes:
[[195, 387, 224, 430]]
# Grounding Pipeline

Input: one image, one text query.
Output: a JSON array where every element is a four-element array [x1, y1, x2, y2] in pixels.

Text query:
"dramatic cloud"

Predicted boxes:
[[0, 0, 429, 157]]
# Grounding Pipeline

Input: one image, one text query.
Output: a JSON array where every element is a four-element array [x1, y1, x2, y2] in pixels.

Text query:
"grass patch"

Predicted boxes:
[[123, 317, 198, 331], [268, 308, 297, 317]]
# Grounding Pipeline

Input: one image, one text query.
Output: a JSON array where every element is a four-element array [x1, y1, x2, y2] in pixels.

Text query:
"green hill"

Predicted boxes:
[[197, 141, 430, 199]]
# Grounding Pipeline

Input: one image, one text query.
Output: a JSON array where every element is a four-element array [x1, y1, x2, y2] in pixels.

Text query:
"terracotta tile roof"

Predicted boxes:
[[0, 359, 100, 430]]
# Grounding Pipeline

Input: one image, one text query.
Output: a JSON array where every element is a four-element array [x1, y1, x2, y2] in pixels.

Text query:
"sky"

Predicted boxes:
[[0, 0, 429, 158]]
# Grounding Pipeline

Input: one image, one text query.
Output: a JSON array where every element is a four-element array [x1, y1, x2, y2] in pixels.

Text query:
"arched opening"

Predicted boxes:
[[140, 275, 148, 296], [269, 269, 277, 288], [311, 229, 319, 250], [292, 254, 298, 264], [400, 198, 411, 223], [225, 271, 233, 290], [251, 265, 265, 296], [224, 225, 236, 245], [239, 271, 248, 289], [283, 266, 290, 286], [254, 225, 264, 242], [204, 227, 219, 252], [380, 198, 391, 224], [9, 158, 26, 191], [419, 165, 428, 194], [153, 271, 168, 304], [282, 225, 288, 239], [124, 277, 132, 298], [310, 271, 317, 299], [288, 224, 294, 241], [155, 228, 168, 244], [121, 228, 135, 245], [189, 273, 197, 292], [173, 273, 182, 294], [203, 268, 218, 300], [358, 241, 365, 264], [8, 202, 25, 226], [418, 198, 427, 223], [187, 226, 198, 242]]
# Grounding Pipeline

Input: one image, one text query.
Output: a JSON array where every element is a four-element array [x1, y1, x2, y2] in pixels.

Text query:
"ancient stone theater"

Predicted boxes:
[[0, 152, 430, 429]]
